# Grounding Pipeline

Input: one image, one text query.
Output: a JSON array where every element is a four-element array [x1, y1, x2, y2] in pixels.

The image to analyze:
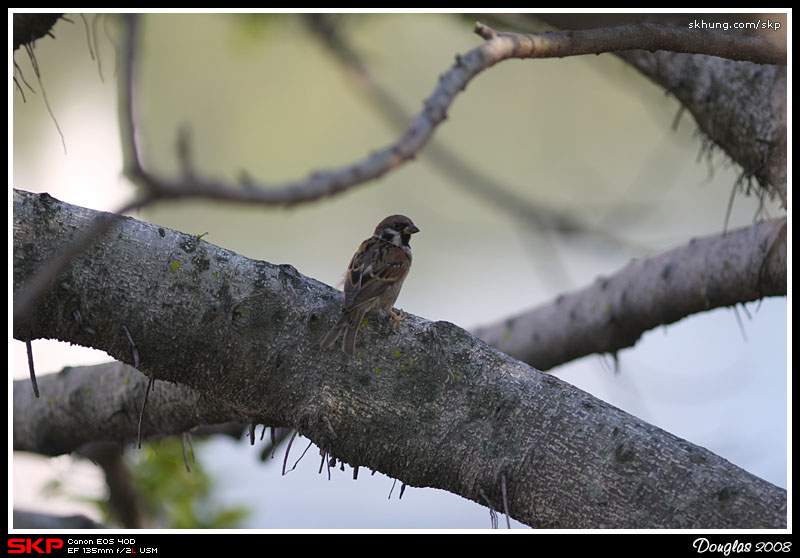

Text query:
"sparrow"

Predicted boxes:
[[321, 214, 420, 356]]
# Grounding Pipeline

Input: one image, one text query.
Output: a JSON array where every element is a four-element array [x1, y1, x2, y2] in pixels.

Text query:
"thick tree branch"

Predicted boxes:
[[12, 362, 242, 456], [16, 16, 786, 323], [474, 218, 786, 370], [119, 17, 786, 208], [13, 190, 785, 528], [13, 510, 104, 529], [77, 441, 147, 528], [619, 49, 787, 208], [515, 14, 787, 208], [304, 15, 596, 239], [473, 21, 785, 65], [12, 12, 63, 52], [12, 196, 151, 325]]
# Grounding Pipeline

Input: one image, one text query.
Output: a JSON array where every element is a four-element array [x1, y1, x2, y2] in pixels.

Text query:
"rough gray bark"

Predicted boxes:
[[12, 12, 63, 52], [474, 218, 786, 370], [12, 189, 786, 528], [620, 50, 787, 206], [13, 510, 104, 529], [12, 361, 240, 456], [466, 14, 788, 371], [526, 13, 787, 207]]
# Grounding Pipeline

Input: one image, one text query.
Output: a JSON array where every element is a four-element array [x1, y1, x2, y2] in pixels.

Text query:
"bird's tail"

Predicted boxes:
[[321, 310, 363, 356], [320, 313, 347, 350]]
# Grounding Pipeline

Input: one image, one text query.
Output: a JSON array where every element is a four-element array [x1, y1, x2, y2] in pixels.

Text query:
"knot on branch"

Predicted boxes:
[[474, 22, 497, 41]]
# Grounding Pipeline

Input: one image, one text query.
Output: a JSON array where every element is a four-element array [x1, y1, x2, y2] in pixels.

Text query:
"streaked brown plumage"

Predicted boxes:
[[321, 215, 420, 356]]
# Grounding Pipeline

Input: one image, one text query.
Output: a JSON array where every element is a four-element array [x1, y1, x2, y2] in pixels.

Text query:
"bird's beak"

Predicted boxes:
[[405, 223, 420, 235]]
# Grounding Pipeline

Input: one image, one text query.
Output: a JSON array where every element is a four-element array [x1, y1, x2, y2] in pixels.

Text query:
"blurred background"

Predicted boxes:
[[11, 12, 787, 529]]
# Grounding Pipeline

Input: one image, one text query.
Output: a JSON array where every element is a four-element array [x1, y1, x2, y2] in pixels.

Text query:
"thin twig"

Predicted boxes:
[[15, 18, 780, 323], [25, 339, 39, 398], [472, 21, 785, 64], [479, 488, 499, 529], [290, 440, 314, 474], [136, 375, 155, 449], [23, 43, 66, 153], [732, 304, 749, 343], [281, 430, 298, 476], [304, 15, 630, 254], [120, 324, 140, 368], [116, 19, 783, 209], [501, 473, 511, 529], [188, 393, 203, 423], [180, 432, 192, 472]]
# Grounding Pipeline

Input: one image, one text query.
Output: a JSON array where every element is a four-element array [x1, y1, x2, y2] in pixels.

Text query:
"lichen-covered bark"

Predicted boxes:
[[474, 218, 786, 370], [13, 189, 786, 528]]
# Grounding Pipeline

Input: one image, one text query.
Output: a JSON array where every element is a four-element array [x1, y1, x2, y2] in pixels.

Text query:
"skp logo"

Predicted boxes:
[[8, 539, 64, 554]]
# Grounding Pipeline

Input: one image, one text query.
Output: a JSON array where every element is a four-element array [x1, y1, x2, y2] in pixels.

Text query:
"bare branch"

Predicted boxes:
[[498, 14, 787, 209], [77, 442, 146, 528], [25, 339, 39, 398], [619, 49, 787, 208], [473, 21, 785, 65], [16, 16, 785, 324], [473, 218, 786, 370], [12, 189, 786, 528], [118, 18, 784, 209], [12, 361, 244, 456], [13, 510, 104, 529], [304, 15, 630, 248], [12, 13, 64, 52]]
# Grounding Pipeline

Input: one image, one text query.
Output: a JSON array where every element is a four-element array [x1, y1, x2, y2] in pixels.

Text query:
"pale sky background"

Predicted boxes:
[[10, 11, 789, 530]]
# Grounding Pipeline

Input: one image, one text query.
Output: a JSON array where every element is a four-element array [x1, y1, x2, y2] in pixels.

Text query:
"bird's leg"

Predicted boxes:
[[387, 308, 407, 330]]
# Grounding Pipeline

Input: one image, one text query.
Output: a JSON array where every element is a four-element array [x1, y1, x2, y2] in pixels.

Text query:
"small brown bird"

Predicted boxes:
[[321, 215, 420, 356]]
